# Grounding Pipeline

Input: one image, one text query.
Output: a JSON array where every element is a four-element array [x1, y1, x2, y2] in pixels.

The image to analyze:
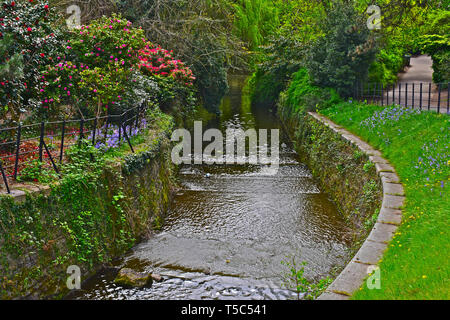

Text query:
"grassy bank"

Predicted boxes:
[[320, 103, 449, 299]]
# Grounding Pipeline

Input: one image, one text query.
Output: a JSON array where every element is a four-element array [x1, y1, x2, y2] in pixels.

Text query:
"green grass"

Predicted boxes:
[[321, 102, 449, 300]]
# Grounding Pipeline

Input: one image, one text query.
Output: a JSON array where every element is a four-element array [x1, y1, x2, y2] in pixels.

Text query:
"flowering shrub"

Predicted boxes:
[[39, 13, 196, 119], [38, 14, 146, 119], [138, 44, 195, 86], [0, 0, 66, 124]]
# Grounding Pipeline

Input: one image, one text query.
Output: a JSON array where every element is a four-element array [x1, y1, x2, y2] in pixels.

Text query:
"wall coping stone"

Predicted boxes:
[[308, 112, 405, 300]]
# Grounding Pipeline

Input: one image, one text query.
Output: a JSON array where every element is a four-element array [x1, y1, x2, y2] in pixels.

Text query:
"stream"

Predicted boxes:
[[71, 75, 352, 300]]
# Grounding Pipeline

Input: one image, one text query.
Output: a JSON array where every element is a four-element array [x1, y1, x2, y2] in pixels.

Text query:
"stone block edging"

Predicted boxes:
[[307, 112, 405, 300]]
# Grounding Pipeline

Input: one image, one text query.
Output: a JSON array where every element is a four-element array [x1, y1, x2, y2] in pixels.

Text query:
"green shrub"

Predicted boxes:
[[305, 1, 377, 97], [431, 50, 450, 84], [420, 34, 450, 84], [278, 68, 341, 115], [368, 48, 405, 86], [247, 35, 305, 107], [419, 10, 450, 84], [232, 0, 279, 51]]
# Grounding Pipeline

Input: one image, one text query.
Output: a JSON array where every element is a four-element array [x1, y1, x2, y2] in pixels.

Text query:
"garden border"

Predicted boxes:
[[309, 112, 406, 300]]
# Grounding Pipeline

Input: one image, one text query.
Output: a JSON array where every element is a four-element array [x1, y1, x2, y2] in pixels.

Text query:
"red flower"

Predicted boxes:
[[40, 53, 45, 57], [27, 27, 32, 32], [44, 5, 49, 10], [11, 2, 15, 7]]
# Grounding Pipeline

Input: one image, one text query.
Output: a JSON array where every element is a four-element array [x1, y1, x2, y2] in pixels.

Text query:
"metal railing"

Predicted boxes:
[[354, 82, 450, 113], [0, 101, 150, 194]]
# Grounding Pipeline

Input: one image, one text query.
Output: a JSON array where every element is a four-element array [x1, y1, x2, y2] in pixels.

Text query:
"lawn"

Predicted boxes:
[[321, 102, 449, 300]]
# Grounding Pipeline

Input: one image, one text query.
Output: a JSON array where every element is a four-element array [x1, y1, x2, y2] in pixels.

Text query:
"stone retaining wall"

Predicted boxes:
[[308, 112, 405, 300], [0, 132, 176, 299]]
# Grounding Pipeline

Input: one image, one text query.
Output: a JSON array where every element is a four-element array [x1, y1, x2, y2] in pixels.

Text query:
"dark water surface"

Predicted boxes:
[[72, 76, 352, 300]]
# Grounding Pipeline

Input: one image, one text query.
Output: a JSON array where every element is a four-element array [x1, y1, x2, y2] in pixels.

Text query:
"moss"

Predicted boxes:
[[279, 107, 383, 237], [0, 124, 176, 299]]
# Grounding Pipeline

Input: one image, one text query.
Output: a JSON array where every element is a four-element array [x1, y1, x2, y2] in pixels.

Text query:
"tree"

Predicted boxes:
[[305, 0, 377, 97], [419, 10, 450, 84], [115, 0, 247, 113], [232, 0, 279, 51]]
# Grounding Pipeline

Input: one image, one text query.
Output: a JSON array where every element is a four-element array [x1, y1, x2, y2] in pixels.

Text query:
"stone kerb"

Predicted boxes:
[[308, 112, 405, 300]]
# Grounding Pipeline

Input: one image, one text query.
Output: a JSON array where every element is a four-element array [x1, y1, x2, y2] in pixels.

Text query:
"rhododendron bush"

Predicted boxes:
[[138, 44, 195, 86], [39, 13, 196, 119], [1, 4, 196, 124]]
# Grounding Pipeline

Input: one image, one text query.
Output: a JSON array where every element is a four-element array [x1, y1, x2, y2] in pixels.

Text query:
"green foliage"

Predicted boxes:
[[189, 36, 229, 112], [278, 68, 341, 115], [274, 0, 327, 43], [281, 255, 332, 300], [368, 47, 406, 86], [232, 0, 279, 51], [305, 1, 377, 97], [40, 14, 148, 119], [420, 34, 450, 84], [363, 160, 375, 172], [247, 36, 305, 107], [16, 159, 58, 184], [36, 12, 196, 121]]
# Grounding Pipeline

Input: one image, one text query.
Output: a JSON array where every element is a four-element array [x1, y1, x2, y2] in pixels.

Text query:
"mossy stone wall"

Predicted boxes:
[[0, 135, 176, 299], [279, 107, 383, 235]]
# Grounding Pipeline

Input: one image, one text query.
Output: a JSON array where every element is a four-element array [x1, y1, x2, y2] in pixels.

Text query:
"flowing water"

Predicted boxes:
[[71, 75, 352, 300]]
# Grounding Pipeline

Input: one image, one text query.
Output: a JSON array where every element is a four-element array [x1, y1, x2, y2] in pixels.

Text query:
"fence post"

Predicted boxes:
[[60, 120, 65, 163], [428, 83, 431, 111], [92, 117, 98, 146], [79, 118, 84, 148], [398, 83, 401, 105], [0, 160, 10, 194], [118, 114, 122, 143], [386, 84, 389, 105], [104, 114, 110, 142], [393, 84, 395, 105], [373, 83, 377, 104], [13, 123, 21, 180], [405, 83, 408, 108], [381, 84, 384, 106], [419, 83, 423, 110], [39, 122, 45, 162], [412, 83, 415, 109], [43, 140, 60, 177], [437, 83, 441, 113], [122, 123, 135, 153]]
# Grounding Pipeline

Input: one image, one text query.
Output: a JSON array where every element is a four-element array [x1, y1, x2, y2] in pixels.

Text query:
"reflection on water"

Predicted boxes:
[[71, 75, 352, 300]]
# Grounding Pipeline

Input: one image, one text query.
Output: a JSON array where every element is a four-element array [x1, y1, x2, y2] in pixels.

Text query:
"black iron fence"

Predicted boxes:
[[0, 101, 150, 194], [354, 82, 450, 113]]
